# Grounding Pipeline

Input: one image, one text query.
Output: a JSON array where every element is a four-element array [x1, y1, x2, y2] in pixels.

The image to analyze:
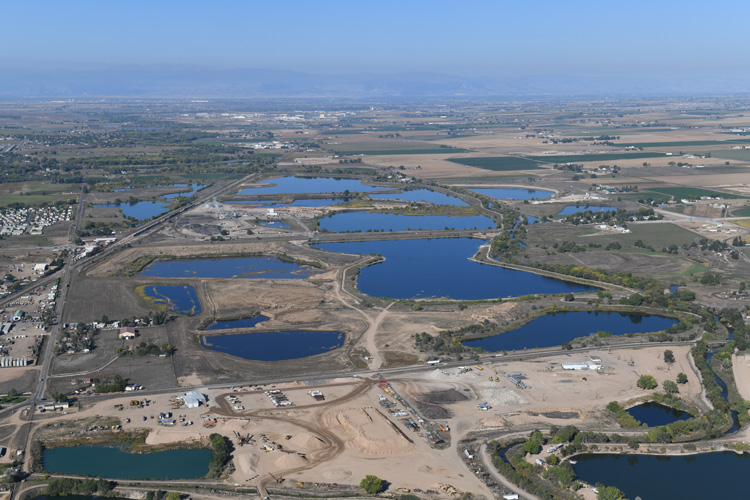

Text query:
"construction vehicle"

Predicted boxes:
[[296, 482, 304, 487], [396, 487, 410, 493], [269, 473, 284, 483]]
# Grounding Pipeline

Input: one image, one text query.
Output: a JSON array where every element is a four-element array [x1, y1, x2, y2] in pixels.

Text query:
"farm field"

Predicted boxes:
[[448, 156, 544, 171]]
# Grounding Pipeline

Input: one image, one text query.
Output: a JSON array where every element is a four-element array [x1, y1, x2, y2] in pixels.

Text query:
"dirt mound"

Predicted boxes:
[[288, 432, 327, 452], [423, 389, 469, 404], [274, 453, 308, 469]]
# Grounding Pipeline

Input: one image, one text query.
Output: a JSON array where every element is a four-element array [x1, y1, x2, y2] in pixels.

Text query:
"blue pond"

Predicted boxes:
[[237, 176, 388, 195], [202, 330, 345, 361], [468, 187, 554, 200], [138, 257, 316, 280], [319, 212, 495, 232], [205, 315, 270, 330], [573, 452, 750, 500], [627, 402, 690, 427], [163, 183, 204, 200], [314, 238, 594, 299], [523, 214, 544, 224], [143, 285, 201, 315], [95, 201, 170, 221], [259, 221, 290, 229], [227, 198, 343, 207], [369, 189, 469, 206], [43, 445, 211, 479], [463, 311, 677, 351], [557, 205, 617, 215]]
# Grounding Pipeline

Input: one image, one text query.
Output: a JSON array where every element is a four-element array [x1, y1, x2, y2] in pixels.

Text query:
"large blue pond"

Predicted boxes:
[[369, 189, 469, 206], [319, 212, 495, 232], [468, 187, 554, 200], [202, 330, 345, 361], [237, 176, 388, 195], [43, 445, 211, 479], [138, 257, 316, 279], [143, 285, 201, 315], [205, 315, 270, 330], [557, 205, 617, 215], [573, 452, 750, 500], [314, 238, 595, 299], [463, 311, 677, 351], [227, 198, 343, 207], [95, 201, 170, 221], [627, 402, 690, 427]]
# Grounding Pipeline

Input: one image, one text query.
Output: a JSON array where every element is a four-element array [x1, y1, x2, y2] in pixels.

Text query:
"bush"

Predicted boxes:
[[663, 380, 679, 394]]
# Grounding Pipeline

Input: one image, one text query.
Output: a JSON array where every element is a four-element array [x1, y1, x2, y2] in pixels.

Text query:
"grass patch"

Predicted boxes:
[[528, 152, 667, 163], [449, 156, 544, 171], [348, 148, 470, 155], [731, 207, 750, 217], [731, 219, 750, 229], [645, 186, 744, 199], [707, 149, 750, 161], [381, 350, 420, 368]]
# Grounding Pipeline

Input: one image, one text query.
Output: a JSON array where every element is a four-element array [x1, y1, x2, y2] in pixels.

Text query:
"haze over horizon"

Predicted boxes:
[[4, 0, 750, 97]]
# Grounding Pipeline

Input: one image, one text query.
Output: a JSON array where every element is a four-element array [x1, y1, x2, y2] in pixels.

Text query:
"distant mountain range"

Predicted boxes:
[[4, 65, 750, 99]]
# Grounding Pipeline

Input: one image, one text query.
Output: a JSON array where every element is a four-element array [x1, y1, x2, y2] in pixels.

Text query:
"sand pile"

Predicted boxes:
[[274, 453, 308, 469], [324, 408, 414, 455], [235, 453, 259, 476], [289, 432, 327, 452]]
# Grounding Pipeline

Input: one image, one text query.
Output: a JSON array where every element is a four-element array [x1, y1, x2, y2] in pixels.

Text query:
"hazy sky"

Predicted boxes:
[[4, 0, 750, 77]]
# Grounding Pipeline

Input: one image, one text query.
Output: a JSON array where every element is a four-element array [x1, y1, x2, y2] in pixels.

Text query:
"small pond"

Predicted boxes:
[[95, 200, 170, 221], [463, 311, 677, 351], [202, 330, 345, 361], [319, 212, 495, 232], [142, 285, 201, 315], [138, 257, 316, 279], [627, 402, 691, 427], [43, 445, 212, 479], [258, 221, 290, 229], [204, 315, 270, 330], [163, 183, 204, 200]]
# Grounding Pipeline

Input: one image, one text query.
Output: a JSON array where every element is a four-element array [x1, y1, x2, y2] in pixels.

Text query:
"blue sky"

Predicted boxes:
[[3, 0, 750, 77]]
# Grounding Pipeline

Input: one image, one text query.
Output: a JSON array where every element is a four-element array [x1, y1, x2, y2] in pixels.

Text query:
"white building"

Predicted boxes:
[[181, 391, 208, 408], [561, 360, 602, 371]]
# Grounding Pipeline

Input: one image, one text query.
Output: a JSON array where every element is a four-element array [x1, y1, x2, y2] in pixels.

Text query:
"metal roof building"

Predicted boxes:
[[181, 391, 207, 408]]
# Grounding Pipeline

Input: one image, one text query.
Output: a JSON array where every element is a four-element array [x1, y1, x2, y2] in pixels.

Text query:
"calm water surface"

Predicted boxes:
[[627, 402, 690, 427], [464, 311, 677, 351], [138, 257, 316, 279], [319, 212, 495, 232], [142, 285, 201, 315], [202, 330, 344, 361], [314, 238, 594, 299], [205, 315, 270, 330], [43, 446, 211, 479], [237, 176, 387, 195], [95, 201, 170, 221], [573, 452, 750, 500], [369, 189, 469, 206]]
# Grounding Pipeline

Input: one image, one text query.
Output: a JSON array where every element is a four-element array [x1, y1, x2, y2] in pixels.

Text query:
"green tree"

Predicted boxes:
[[165, 493, 181, 500], [597, 485, 628, 500], [522, 438, 542, 455], [360, 475, 385, 494], [637, 374, 658, 390], [663, 350, 675, 365], [663, 380, 679, 394], [677, 372, 688, 384]]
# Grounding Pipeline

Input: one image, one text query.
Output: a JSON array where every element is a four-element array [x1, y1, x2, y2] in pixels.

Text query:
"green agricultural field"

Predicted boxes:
[[0, 193, 78, 207], [645, 186, 744, 199], [707, 149, 750, 161], [621, 139, 750, 148], [448, 156, 544, 171], [731, 207, 750, 217], [346, 148, 470, 155], [528, 152, 667, 163]]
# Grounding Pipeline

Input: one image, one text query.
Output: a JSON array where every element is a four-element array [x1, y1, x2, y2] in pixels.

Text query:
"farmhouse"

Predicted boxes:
[[118, 327, 136, 340]]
